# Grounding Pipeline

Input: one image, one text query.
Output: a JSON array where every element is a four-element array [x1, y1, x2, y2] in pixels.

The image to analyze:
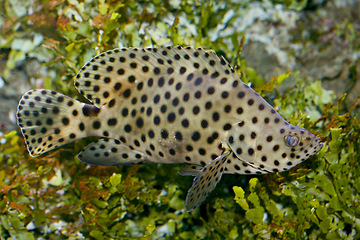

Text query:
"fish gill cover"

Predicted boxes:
[[0, 0, 360, 239]]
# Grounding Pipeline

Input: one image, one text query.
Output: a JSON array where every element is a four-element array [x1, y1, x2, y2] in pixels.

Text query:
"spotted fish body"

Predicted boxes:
[[17, 46, 323, 211]]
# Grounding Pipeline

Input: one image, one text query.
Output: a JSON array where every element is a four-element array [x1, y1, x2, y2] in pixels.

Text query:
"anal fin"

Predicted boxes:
[[185, 150, 231, 211], [78, 139, 152, 166]]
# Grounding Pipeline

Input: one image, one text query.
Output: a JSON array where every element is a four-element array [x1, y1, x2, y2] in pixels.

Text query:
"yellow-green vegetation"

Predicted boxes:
[[1, 0, 359, 239]]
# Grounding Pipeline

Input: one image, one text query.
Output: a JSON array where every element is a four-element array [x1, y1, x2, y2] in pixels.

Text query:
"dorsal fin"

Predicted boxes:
[[74, 46, 237, 107]]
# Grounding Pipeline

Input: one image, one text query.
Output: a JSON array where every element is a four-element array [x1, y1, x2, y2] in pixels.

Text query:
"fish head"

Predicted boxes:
[[227, 122, 323, 173], [279, 125, 323, 166], [257, 124, 323, 172]]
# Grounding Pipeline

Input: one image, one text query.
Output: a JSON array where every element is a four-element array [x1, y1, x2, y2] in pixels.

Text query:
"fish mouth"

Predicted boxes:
[[291, 136, 323, 161], [316, 141, 324, 153], [306, 136, 323, 156]]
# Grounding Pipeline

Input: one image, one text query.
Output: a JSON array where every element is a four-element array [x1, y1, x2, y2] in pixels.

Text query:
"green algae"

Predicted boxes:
[[1, 0, 360, 239]]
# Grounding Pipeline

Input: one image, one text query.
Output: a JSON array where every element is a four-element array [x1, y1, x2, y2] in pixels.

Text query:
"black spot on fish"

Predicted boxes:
[[82, 104, 100, 117]]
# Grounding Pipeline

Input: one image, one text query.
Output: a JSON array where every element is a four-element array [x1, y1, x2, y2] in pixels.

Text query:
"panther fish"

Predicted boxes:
[[16, 46, 323, 211]]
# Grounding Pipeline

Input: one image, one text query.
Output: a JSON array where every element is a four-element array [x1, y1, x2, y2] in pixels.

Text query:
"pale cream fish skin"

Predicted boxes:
[[16, 46, 323, 211]]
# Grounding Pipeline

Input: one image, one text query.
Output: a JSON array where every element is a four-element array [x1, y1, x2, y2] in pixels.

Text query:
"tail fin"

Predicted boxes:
[[17, 89, 90, 157]]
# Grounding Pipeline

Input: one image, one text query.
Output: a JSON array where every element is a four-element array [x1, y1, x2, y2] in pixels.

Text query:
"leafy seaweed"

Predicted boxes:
[[1, 0, 359, 239]]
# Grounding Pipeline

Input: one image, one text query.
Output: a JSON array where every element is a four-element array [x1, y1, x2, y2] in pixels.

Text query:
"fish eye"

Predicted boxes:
[[284, 134, 299, 147]]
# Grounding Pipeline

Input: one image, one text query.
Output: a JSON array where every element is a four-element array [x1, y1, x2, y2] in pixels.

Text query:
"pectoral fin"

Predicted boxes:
[[178, 164, 203, 176], [185, 150, 231, 211]]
